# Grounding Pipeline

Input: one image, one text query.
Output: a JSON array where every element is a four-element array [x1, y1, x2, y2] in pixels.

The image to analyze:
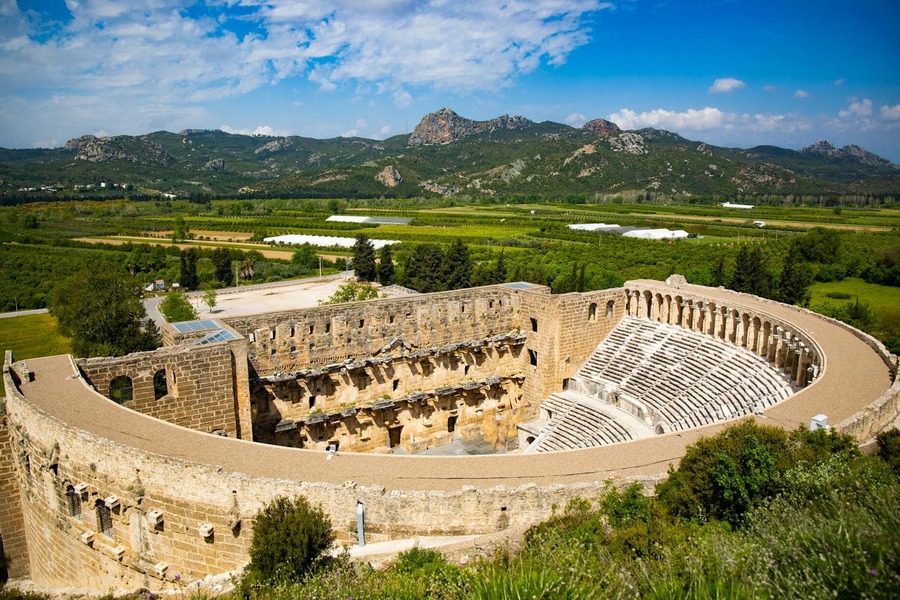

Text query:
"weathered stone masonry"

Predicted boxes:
[[1, 280, 897, 592]]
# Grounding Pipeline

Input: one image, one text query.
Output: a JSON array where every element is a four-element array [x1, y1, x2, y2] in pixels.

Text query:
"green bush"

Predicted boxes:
[[655, 420, 857, 526], [876, 427, 900, 474], [824, 290, 852, 299], [244, 496, 334, 586]]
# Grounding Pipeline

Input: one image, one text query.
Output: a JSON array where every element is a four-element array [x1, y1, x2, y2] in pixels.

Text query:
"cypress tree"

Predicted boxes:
[[748, 246, 774, 299], [730, 246, 751, 293], [493, 248, 507, 284], [711, 255, 727, 287], [377, 244, 395, 286], [179, 248, 199, 291], [212, 247, 233, 286], [442, 239, 473, 290], [779, 243, 812, 306], [352, 234, 377, 282]]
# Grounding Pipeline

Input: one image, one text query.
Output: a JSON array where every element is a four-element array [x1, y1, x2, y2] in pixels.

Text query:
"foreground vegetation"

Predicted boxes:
[[4, 422, 895, 599]]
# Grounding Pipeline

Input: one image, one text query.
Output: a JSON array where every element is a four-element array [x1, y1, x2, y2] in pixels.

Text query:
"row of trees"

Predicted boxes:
[[351, 234, 395, 285], [710, 242, 812, 306]]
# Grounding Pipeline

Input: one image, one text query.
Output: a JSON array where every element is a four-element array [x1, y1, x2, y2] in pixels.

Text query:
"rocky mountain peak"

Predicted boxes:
[[408, 108, 533, 146], [801, 140, 895, 167], [581, 119, 621, 137], [73, 136, 176, 167], [801, 140, 839, 158], [64, 135, 99, 151]]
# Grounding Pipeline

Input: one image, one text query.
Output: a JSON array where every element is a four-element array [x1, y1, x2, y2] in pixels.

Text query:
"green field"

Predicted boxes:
[[809, 277, 900, 312], [0, 313, 71, 395]]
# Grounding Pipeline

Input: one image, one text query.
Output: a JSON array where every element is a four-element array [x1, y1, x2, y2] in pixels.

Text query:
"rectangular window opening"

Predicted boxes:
[[528, 349, 538, 367], [96, 503, 113, 538], [530, 317, 538, 332]]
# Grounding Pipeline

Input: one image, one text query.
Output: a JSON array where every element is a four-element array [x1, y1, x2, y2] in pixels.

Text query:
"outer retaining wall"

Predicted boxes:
[[1, 280, 897, 592]]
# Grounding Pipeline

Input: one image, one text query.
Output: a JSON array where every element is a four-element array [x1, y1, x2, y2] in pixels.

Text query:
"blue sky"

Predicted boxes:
[[1, 0, 898, 160]]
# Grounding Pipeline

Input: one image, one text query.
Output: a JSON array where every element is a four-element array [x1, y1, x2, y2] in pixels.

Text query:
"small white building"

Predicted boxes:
[[567, 223, 622, 232], [622, 228, 689, 240], [721, 202, 754, 209]]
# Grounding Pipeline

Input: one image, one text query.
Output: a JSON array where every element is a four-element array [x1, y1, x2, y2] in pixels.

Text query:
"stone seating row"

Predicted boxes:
[[570, 316, 793, 433]]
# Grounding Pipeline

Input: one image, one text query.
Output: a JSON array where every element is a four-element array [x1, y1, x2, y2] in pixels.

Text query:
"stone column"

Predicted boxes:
[[746, 319, 758, 353], [795, 346, 809, 386], [734, 314, 746, 348]]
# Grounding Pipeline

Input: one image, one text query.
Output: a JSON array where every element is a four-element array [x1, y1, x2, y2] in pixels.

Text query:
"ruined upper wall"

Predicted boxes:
[[77, 342, 240, 436], [223, 285, 541, 375]]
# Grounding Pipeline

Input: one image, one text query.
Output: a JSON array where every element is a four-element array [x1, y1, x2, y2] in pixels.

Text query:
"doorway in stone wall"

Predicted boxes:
[[388, 426, 402, 449]]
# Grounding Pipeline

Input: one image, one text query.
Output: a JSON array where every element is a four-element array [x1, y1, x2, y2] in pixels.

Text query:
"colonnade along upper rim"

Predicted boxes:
[[1, 277, 898, 591]]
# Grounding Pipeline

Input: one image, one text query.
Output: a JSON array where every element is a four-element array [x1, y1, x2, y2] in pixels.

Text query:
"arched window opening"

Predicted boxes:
[[153, 369, 168, 400], [588, 303, 598, 322], [605, 300, 615, 319], [66, 485, 82, 519], [108, 376, 133, 404], [96, 500, 113, 537]]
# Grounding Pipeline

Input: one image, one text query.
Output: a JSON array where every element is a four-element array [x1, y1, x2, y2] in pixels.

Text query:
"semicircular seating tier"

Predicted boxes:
[[524, 316, 796, 452]]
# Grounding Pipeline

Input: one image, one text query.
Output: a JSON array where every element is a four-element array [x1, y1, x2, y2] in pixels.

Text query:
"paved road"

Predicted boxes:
[[0, 308, 49, 319], [144, 271, 354, 328]]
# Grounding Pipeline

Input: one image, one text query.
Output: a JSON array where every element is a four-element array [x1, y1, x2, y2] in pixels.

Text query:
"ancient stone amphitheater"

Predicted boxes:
[[2, 277, 897, 591]]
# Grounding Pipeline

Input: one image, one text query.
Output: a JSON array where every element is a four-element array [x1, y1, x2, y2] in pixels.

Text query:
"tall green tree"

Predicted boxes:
[[492, 248, 508, 284], [377, 244, 395, 286], [747, 247, 774, 299], [50, 268, 160, 357], [779, 243, 812, 306], [352, 234, 377, 282], [442, 239, 473, 290], [212, 247, 233, 286], [403, 243, 445, 292], [730, 245, 752, 293], [711, 255, 728, 287], [179, 248, 199, 290], [159, 289, 198, 322]]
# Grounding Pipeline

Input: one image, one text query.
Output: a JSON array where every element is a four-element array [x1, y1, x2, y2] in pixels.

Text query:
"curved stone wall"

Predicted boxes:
[[1, 279, 897, 591]]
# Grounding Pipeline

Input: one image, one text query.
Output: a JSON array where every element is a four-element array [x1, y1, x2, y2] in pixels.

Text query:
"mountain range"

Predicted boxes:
[[1, 108, 897, 200]]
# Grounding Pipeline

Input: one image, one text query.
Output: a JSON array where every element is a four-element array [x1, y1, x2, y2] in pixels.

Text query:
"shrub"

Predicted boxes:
[[245, 496, 334, 585], [656, 420, 857, 527], [824, 290, 852, 299], [877, 427, 900, 474]]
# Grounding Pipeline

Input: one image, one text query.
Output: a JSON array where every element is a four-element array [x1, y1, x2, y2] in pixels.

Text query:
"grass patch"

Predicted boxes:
[[809, 277, 900, 313], [0, 313, 71, 395]]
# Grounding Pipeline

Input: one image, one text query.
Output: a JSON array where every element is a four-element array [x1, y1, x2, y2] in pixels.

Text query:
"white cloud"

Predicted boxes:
[[607, 106, 813, 144], [881, 104, 900, 122], [378, 124, 392, 136], [392, 89, 412, 107], [763, 85, 777, 93], [0, 0, 611, 145], [609, 107, 732, 131], [833, 78, 845, 86], [564, 112, 588, 126], [709, 78, 745, 94], [794, 89, 810, 98], [341, 129, 359, 137], [219, 125, 289, 136], [840, 98, 873, 118]]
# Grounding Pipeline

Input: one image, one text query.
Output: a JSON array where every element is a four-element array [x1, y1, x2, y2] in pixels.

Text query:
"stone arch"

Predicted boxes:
[[588, 302, 598, 322], [605, 300, 615, 319], [674, 296, 684, 326], [642, 290, 653, 320], [153, 369, 168, 400], [750, 316, 762, 353], [654, 293, 664, 322], [108, 375, 133, 404]]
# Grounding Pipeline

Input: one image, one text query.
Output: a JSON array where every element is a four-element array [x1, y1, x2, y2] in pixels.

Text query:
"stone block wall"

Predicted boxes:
[[224, 286, 527, 375], [0, 406, 29, 579], [77, 343, 239, 436], [2, 372, 632, 591], [517, 289, 626, 418]]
